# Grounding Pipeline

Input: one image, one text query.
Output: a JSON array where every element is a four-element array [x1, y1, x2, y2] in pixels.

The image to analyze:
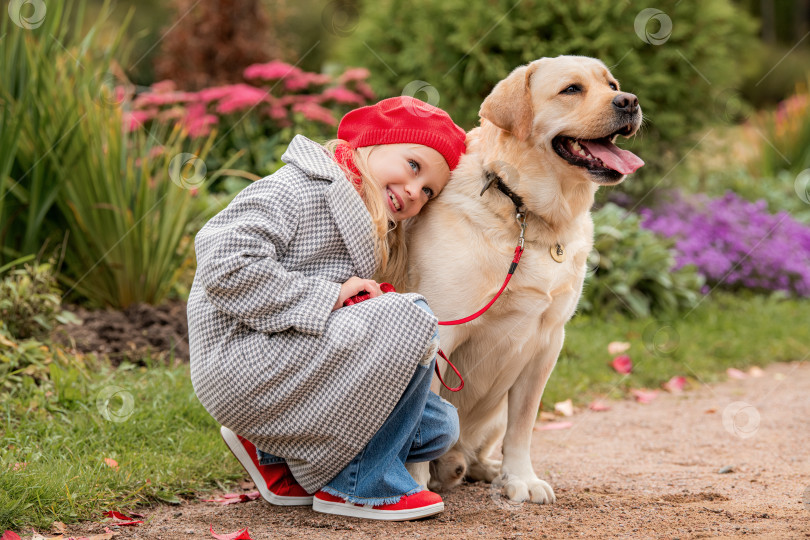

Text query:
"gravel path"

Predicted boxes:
[[64, 360, 810, 539]]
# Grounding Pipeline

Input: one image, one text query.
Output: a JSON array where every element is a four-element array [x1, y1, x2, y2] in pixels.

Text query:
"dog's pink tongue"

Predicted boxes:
[[579, 140, 644, 175]]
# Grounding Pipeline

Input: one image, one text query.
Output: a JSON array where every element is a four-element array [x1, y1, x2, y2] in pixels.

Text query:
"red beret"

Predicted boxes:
[[337, 96, 466, 170]]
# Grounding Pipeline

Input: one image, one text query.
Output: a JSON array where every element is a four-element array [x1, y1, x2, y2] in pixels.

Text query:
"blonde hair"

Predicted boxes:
[[323, 139, 410, 287]]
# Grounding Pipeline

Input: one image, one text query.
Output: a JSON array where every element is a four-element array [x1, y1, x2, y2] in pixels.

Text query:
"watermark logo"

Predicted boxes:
[[96, 385, 135, 423], [169, 153, 207, 190], [98, 72, 131, 109], [713, 88, 750, 124], [585, 247, 601, 278], [401, 81, 441, 117], [722, 401, 760, 439], [642, 322, 680, 357], [321, 0, 359, 37], [8, 0, 46, 29], [795, 169, 810, 205], [634, 8, 672, 45]]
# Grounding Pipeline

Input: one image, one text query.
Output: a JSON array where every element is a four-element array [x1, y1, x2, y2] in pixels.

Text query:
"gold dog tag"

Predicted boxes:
[[550, 243, 565, 263]]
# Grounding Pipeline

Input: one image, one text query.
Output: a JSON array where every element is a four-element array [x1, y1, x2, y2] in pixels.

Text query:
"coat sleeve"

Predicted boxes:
[[193, 173, 341, 336]]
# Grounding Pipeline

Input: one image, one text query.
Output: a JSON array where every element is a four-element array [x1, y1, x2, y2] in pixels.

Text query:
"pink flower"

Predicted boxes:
[[215, 84, 270, 114], [197, 85, 242, 103], [291, 102, 337, 126], [186, 114, 218, 137], [338, 67, 370, 83], [124, 109, 156, 132], [133, 91, 195, 108], [150, 79, 177, 93], [610, 355, 633, 375], [244, 60, 301, 80], [352, 80, 376, 99], [321, 86, 365, 105], [157, 106, 185, 121], [284, 72, 331, 91], [184, 102, 218, 137], [264, 104, 288, 120]]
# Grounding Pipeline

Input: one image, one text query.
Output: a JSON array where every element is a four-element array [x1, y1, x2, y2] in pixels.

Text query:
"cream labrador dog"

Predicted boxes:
[[401, 56, 643, 503]]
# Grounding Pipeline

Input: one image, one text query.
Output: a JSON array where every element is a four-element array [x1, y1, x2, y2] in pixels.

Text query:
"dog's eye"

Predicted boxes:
[[609, 82, 618, 91], [561, 84, 581, 95]]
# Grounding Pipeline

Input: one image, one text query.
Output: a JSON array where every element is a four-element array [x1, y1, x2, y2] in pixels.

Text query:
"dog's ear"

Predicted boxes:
[[479, 62, 539, 141]]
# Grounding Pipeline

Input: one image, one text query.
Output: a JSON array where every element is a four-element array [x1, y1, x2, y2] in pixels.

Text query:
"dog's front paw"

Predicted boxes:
[[467, 457, 501, 483], [494, 474, 556, 504]]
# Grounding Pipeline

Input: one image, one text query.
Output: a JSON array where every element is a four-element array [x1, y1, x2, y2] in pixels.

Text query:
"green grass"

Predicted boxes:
[[0, 359, 245, 531], [2, 291, 809, 531], [546, 291, 810, 406]]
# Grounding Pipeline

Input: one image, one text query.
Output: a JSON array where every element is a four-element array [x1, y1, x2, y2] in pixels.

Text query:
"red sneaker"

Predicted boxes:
[[312, 489, 444, 521], [220, 426, 313, 506]]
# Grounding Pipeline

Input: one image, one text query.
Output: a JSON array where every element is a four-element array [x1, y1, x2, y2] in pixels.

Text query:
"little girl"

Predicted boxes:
[[187, 96, 467, 521]]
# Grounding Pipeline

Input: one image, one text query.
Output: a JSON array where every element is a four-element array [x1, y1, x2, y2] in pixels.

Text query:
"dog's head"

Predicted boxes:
[[479, 56, 643, 186]]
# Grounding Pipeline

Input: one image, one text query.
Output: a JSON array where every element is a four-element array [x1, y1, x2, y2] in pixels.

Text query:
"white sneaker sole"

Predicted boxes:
[[219, 426, 313, 506], [312, 497, 444, 521]]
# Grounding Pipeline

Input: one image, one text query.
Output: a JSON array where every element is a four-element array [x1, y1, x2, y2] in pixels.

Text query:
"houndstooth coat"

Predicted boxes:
[[187, 135, 439, 493]]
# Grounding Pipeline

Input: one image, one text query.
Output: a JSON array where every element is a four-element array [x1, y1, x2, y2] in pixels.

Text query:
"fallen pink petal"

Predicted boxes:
[[589, 400, 611, 412], [202, 491, 261, 505], [611, 355, 633, 374], [102, 510, 143, 526], [535, 421, 573, 431], [748, 366, 765, 377], [631, 389, 659, 404], [607, 341, 631, 355], [554, 399, 574, 417], [210, 525, 253, 540], [2, 532, 21, 540], [103, 458, 119, 470], [662, 375, 687, 394], [726, 368, 748, 380]]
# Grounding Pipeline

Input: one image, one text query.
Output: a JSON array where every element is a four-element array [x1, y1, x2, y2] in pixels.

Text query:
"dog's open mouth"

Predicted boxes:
[[552, 127, 644, 182]]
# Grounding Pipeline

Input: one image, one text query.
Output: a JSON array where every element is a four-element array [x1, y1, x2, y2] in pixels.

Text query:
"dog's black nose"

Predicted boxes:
[[612, 93, 639, 114]]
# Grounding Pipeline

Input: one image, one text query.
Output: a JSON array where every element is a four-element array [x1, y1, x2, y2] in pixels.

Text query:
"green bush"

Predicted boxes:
[[580, 203, 704, 318], [0, 259, 90, 407], [0, 259, 80, 341], [740, 45, 810, 108], [341, 0, 758, 197]]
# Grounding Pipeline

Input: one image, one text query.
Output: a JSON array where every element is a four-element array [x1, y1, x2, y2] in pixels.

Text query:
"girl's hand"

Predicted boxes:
[[333, 277, 383, 311]]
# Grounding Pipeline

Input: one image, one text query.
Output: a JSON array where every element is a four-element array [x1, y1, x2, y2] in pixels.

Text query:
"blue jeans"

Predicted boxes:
[[257, 298, 459, 505]]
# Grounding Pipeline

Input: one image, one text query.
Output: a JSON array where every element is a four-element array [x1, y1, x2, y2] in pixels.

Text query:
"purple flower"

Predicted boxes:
[[641, 190, 810, 296]]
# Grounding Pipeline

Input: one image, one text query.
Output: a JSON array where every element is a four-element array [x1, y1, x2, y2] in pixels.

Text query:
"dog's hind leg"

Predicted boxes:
[[467, 397, 507, 483], [428, 448, 466, 491]]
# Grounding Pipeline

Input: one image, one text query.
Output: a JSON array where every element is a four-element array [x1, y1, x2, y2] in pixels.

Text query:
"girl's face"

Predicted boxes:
[[366, 144, 451, 220]]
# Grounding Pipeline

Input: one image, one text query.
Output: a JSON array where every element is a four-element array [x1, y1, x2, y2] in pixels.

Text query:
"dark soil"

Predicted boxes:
[[50, 299, 189, 366]]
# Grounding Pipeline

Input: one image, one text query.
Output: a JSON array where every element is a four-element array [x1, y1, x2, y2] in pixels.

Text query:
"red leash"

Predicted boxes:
[[342, 212, 528, 393]]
